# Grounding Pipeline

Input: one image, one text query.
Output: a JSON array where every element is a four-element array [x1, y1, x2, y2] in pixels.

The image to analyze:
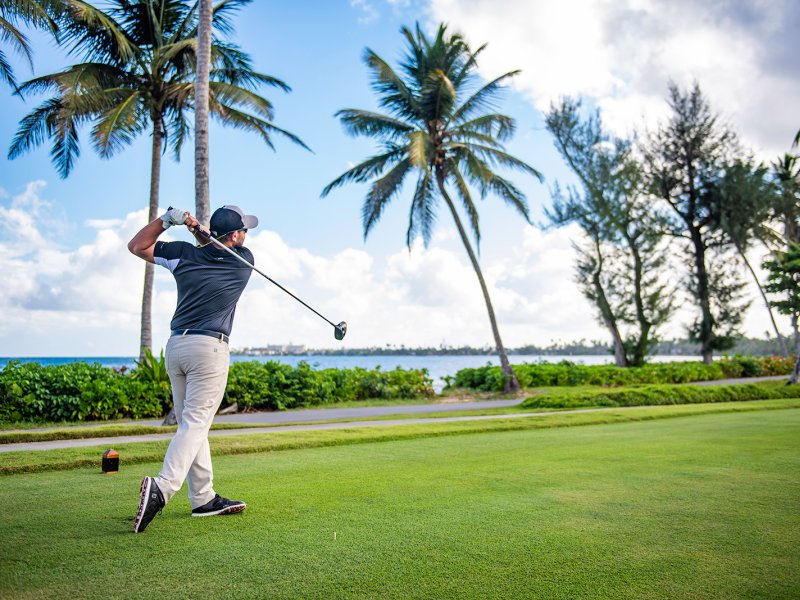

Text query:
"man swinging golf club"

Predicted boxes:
[[128, 204, 258, 533]]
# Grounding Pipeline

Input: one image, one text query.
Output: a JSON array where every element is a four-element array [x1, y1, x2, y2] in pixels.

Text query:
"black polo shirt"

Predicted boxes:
[[154, 241, 253, 337]]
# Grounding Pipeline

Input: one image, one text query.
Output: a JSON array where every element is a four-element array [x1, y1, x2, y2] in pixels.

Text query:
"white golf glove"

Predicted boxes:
[[160, 207, 187, 229]]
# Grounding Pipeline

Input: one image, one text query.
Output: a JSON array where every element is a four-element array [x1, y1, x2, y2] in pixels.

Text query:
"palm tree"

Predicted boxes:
[[8, 0, 309, 358], [322, 23, 542, 392], [0, 0, 61, 91]]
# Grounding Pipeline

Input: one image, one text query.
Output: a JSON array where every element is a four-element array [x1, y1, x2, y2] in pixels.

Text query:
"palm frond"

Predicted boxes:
[[335, 109, 414, 140], [211, 67, 290, 92], [50, 109, 81, 178], [451, 41, 485, 88], [8, 97, 61, 159], [450, 164, 480, 245], [452, 71, 519, 124], [364, 49, 418, 121], [157, 37, 196, 68], [209, 80, 275, 120], [363, 158, 412, 238], [419, 68, 456, 121], [321, 145, 406, 197], [0, 13, 33, 67], [91, 89, 146, 157], [169, 0, 198, 44], [210, 42, 290, 91], [3, 0, 60, 33], [406, 170, 437, 247], [452, 113, 515, 143], [165, 106, 191, 160], [486, 172, 530, 222], [460, 142, 543, 181], [59, 0, 137, 65], [458, 149, 494, 198], [161, 81, 193, 106], [212, 0, 251, 36], [0, 47, 18, 90], [408, 130, 433, 168], [449, 129, 503, 149], [209, 99, 311, 152]]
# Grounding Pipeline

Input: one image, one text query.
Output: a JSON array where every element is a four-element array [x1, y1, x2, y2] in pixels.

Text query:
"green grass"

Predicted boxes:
[[1, 408, 798, 599], [2, 399, 799, 476]]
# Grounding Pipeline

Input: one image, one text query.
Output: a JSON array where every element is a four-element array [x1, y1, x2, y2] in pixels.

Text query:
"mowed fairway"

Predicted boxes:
[[1, 409, 799, 599]]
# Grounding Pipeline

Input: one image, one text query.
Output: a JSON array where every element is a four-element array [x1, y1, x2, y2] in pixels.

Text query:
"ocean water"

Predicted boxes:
[[0, 354, 701, 387]]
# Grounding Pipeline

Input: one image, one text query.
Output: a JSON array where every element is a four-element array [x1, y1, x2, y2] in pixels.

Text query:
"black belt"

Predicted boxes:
[[171, 329, 229, 343]]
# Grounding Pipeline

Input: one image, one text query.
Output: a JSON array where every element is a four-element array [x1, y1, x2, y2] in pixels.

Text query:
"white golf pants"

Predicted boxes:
[[155, 334, 230, 508]]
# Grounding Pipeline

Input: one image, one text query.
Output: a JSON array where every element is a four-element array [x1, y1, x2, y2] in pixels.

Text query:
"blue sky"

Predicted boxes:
[[0, 0, 798, 356]]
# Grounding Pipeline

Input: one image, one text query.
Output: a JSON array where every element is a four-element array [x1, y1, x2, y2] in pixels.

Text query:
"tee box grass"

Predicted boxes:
[[1, 408, 798, 599]]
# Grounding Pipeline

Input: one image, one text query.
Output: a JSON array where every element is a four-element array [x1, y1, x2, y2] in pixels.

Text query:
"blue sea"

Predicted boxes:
[[0, 354, 701, 388]]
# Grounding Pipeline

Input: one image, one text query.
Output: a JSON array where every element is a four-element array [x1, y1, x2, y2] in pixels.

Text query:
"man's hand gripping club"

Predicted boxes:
[[128, 208, 205, 263]]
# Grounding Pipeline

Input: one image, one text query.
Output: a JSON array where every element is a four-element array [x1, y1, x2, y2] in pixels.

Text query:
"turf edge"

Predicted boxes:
[[2, 398, 798, 476]]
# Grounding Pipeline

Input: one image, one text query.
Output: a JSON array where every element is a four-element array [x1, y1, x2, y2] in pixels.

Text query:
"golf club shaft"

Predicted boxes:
[[199, 228, 338, 329]]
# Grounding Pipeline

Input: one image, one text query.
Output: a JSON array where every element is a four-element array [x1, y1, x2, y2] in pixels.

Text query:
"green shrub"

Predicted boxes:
[[521, 382, 800, 410], [0, 361, 169, 423], [224, 361, 434, 411], [447, 356, 794, 391]]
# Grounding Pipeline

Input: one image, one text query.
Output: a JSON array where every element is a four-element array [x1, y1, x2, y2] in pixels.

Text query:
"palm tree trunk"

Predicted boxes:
[[736, 244, 788, 356], [195, 0, 213, 226], [139, 116, 164, 360], [436, 172, 520, 393]]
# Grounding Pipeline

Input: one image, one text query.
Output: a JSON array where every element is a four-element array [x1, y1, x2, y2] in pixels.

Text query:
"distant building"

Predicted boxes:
[[234, 344, 308, 356]]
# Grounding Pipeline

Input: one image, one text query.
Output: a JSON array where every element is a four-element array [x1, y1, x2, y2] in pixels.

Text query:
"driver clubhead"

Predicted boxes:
[[334, 321, 347, 340]]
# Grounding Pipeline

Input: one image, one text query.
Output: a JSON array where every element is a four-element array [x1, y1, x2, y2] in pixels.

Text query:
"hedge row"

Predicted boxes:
[[446, 356, 795, 392], [0, 361, 171, 423], [0, 360, 435, 423], [224, 361, 434, 411], [521, 382, 800, 410]]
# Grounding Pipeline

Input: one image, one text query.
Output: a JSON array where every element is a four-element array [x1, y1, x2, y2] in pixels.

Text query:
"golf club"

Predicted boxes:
[[181, 214, 347, 340]]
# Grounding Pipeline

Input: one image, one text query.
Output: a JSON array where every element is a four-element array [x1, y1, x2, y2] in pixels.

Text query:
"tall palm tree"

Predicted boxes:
[[0, 0, 61, 91], [8, 0, 309, 358], [322, 23, 542, 392]]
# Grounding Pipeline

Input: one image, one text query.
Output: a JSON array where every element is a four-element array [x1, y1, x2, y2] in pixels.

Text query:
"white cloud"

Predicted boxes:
[[428, 0, 800, 157], [351, 0, 379, 24]]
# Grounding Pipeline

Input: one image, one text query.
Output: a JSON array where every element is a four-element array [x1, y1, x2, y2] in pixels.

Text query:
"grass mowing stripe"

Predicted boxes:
[[1, 410, 798, 599], [2, 398, 798, 476]]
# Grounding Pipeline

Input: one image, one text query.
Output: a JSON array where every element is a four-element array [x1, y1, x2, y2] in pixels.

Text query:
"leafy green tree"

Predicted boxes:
[[546, 98, 674, 366], [643, 82, 750, 363], [714, 159, 787, 354], [8, 0, 308, 357], [763, 247, 800, 382], [322, 23, 542, 392], [0, 0, 61, 91]]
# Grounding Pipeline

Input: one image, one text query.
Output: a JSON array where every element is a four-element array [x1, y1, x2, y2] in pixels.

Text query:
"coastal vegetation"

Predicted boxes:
[[1, 355, 793, 424]]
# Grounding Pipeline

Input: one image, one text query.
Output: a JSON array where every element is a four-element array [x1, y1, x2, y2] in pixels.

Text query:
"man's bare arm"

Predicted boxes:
[[127, 218, 166, 263], [128, 208, 195, 263]]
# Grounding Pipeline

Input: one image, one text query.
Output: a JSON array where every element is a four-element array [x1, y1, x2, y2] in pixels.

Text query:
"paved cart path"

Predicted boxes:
[[1, 407, 662, 453]]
